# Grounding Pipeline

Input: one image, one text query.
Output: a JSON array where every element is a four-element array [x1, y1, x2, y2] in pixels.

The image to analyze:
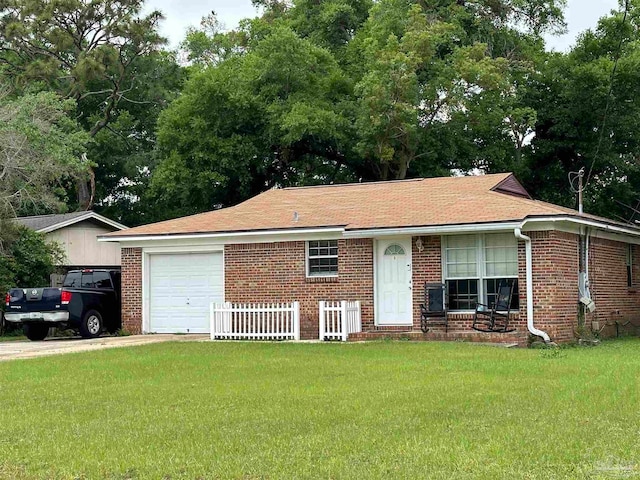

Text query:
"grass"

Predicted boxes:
[[1, 340, 639, 479], [0, 334, 26, 342]]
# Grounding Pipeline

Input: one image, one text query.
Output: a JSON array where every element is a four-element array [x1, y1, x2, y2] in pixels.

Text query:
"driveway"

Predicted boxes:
[[0, 334, 208, 361]]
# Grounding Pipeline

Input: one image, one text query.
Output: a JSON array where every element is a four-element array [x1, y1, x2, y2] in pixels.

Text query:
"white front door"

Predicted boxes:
[[148, 252, 224, 333], [376, 238, 412, 325]]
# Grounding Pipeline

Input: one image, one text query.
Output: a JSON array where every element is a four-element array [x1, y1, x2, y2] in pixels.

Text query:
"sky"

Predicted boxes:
[[144, 0, 621, 51]]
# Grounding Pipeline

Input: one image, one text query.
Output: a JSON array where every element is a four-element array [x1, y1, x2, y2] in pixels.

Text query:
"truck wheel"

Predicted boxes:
[[24, 323, 49, 341], [79, 310, 103, 338]]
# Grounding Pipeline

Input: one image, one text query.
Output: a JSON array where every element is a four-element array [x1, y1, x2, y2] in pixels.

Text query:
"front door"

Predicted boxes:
[[376, 238, 412, 325]]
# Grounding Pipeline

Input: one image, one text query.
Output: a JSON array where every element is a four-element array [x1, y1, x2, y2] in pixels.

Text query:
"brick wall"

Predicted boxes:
[[586, 237, 640, 336], [411, 236, 442, 330], [528, 231, 580, 342], [121, 247, 143, 334], [224, 239, 374, 339]]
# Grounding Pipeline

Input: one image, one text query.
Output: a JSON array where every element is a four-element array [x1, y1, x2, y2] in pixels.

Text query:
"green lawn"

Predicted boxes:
[[1, 340, 639, 479], [0, 335, 26, 342]]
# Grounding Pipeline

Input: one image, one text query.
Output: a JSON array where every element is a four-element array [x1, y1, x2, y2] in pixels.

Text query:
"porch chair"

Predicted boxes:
[[420, 283, 448, 333], [472, 280, 517, 333]]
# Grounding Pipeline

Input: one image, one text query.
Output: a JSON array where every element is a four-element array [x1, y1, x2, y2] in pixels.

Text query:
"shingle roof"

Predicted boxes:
[[109, 173, 613, 238], [16, 212, 91, 231], [16, 211, 127, 233]]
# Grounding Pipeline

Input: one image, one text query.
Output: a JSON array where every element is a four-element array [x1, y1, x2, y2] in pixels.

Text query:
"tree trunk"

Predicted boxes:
[[77, 176, 92, 211], [395, 156, 409, 180]]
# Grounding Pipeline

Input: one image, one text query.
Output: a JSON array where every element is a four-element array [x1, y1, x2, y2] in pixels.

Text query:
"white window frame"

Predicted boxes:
[[442, 233, 519, 312], [306, 240, 339, 278]]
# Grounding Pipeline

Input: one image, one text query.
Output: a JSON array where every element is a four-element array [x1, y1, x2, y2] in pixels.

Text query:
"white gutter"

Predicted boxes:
[[523, 215, 640, 238], [343, 221, 522, 238], [514, 227, 551, 343], [99, 227, 346, 242]]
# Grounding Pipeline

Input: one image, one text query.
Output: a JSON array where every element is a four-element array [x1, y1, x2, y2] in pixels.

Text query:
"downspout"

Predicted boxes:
[[514, 228, 552, 343]]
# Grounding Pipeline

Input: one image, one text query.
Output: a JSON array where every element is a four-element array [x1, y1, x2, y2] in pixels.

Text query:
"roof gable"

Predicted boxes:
[[491, 175, 531, 199], [16, 211, 127, 233]]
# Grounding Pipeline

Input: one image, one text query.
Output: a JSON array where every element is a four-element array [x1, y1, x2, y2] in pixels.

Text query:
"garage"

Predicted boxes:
[[148, 252, 223, 333]]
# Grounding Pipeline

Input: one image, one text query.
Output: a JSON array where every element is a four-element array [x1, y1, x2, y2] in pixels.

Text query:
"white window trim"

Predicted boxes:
[[305, 240, 339, 278], [441, 234, 518, 312]]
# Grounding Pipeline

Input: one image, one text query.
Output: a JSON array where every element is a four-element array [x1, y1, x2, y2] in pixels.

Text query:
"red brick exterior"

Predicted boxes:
[[411, 236, 441, 330], [118, 230, 640, 344], [586, 238, 640, 336], [528, 231, 580, 343], [121, 247, 143, 334], [224, 239, 374, 339]]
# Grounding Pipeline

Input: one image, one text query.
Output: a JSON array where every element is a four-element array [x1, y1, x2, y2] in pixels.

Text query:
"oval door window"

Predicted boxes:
[[384, 244, 406, 256]]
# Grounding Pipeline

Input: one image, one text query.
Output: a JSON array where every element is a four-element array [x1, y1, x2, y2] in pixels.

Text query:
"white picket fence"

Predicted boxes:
[[319, 300, 362, 341], [210, 302, 300, 340]]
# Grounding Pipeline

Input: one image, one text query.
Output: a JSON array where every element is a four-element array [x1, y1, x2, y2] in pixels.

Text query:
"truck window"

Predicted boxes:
[[81, 273, 94, 288], [93, 271, 112, 289], [63, 272, 81, 287]]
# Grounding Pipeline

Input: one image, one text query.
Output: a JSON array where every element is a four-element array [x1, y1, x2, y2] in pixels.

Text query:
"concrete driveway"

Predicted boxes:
[[0, 334, 208, 361]]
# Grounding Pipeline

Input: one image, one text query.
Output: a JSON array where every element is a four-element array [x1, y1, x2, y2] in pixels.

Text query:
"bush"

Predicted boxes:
[[0, 225, 65, 299]]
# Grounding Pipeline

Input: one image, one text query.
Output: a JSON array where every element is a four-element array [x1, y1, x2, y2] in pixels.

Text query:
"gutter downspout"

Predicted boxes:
[[514, 228, 551, 343]]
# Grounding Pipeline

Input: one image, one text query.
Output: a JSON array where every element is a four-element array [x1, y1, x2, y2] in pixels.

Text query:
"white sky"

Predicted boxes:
[[145, 0, 621, 51]]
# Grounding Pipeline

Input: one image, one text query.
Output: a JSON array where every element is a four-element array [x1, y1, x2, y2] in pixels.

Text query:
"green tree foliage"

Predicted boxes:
[[0, 90, 88, 226], [0, 0, 176, 215], [155, 0, 565, 218], [0, 226, 65, 296], [522, 0, 640, 219], [151, 26, 355, 218]]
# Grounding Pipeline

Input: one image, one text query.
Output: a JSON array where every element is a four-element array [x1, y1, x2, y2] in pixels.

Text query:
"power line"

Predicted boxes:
[[584, 0, 630, 189]]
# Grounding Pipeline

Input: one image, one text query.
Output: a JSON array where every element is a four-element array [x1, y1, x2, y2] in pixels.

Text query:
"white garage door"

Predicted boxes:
[[149, 252, 223, 333]]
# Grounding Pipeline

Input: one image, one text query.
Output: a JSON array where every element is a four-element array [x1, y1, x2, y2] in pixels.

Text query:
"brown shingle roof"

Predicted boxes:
[[107, 173, 601, 237]]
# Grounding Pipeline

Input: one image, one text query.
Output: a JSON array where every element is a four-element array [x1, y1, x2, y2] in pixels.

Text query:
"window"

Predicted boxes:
[[444, 233, 519, 311], [62, 272, 81, 288], [384, 244, 406, 256], [447, 279, 478, 310], [81, 273, 94, 288], [307, 240, 338, 277], [93, 271, 112, 289], [485, 278, 519, 310]]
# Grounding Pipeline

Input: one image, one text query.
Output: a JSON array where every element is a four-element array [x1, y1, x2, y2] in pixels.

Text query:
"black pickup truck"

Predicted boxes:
[[4, 269, 121, 341]]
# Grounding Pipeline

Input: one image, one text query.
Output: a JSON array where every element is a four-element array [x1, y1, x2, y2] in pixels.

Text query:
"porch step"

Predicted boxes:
[[348, 329, 527, 347]]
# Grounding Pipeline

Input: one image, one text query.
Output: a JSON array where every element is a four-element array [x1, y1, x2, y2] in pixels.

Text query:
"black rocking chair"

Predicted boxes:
[[420, 283, 448, 333], [472, 280, 517, 333]]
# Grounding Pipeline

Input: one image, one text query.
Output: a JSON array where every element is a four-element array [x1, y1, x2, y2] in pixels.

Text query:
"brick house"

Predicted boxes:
[[102, 173, 640, 344]]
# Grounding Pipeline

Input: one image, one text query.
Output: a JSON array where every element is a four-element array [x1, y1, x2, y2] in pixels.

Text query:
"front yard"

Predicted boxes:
[[0, 340, 639, 479]]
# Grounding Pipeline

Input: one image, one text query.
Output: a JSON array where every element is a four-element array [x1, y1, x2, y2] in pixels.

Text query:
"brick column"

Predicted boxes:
[[121, 247, 143, 334]]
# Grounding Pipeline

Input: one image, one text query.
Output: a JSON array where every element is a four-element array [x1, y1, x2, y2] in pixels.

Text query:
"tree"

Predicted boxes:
[[150, 26, 354, 219], [522, 0, 640, 219], [0, 0, 166, 209], [0, 227, 65, 318], [0, 89, 88, 237], [160, 0, 566, 217], [89, 50, 184, 227]]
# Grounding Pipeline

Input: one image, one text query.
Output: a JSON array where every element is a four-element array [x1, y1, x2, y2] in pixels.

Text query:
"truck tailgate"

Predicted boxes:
[[7, 287, 64, 313]]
